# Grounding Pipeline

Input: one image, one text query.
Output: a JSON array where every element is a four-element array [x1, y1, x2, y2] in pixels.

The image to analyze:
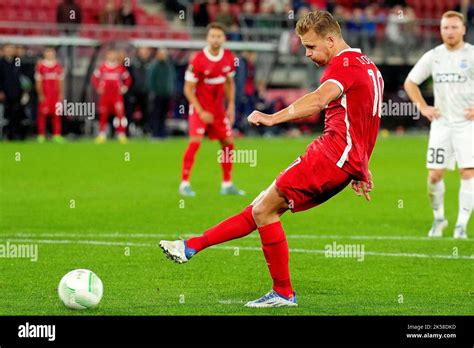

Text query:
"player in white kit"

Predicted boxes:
[[404, 11, 473, 239]]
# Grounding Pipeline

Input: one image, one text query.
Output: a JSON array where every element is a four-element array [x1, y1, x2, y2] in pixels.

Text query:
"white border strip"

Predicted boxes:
[[2, 238, 472, 260], [3, 232, 472, 242]]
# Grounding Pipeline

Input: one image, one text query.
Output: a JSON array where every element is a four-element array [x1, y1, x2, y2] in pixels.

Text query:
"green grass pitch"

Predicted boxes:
[[0, 135, 472, 315]]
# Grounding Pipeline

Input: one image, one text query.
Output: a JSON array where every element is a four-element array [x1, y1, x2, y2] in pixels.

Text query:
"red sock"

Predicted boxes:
[[221, 143, 233, 182], [258, 221, 294, 299], [186, 205, 256, 252], [114, 116, 127, 134], [52, 114, 62, 136], [99, 113, 108, 133], [182, 141, 201, 182], [37, 112, 46, 135]]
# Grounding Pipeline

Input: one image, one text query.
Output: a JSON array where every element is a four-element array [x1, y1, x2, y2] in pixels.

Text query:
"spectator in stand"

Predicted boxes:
[[193, 0, 210, 27], [401, 6, 417, 53], [385, 5, 414, 62], [264, 0, 291, 13], [227, 23, 243, 41], [17, 46, 38, 137], [252, 80, 276, 136], [234, 50, 257, 132], [0, 44, 25, 140], [331, 5, 347, 26], [363, 5, 378, 51], [216, 1, 235, 28], [457, 0, 474, 42], [241, 1, 256, 28], [118, 0, 136, 26], [127, 47, 152, 135], [56, 0, 82, 34], [256, 1, 276, 30], [148, 48, 176, 139], [99, 0, 119, 25], [385, 5, 405, 58], [346, 8, 364, 48]]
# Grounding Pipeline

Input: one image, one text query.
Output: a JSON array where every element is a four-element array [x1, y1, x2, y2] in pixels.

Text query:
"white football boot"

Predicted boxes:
[[159, 240, 196, 264], [428, 219, 448, 237], [453, 225, 468, 240], [244, 290, 297, 308]]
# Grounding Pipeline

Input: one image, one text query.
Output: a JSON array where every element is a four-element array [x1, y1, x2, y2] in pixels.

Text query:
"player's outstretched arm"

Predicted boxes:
[[247, 81, 342, 126], [403, 79, 440, 121]]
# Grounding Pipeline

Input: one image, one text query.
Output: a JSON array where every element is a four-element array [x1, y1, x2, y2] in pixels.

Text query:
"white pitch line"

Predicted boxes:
[[1, 238, 473, 260], [4, 232, 473, 242]]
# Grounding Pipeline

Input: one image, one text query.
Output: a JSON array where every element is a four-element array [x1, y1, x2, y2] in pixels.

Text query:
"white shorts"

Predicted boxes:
[[426, 120, 474, 170]]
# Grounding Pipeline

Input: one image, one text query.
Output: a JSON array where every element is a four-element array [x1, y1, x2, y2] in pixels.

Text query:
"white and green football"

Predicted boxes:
[[58, 269, 103, 310]]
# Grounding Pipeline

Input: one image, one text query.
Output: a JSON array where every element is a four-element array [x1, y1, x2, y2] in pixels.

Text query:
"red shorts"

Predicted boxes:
[[275, 146, 353, 213], [39, 98, 60, 116], [99, 94, 125, 118], [188, 111, 232, 140]]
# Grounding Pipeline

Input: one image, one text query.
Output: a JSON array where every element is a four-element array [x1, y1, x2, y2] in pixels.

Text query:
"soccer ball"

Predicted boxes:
[[58, 269, 103, 309]]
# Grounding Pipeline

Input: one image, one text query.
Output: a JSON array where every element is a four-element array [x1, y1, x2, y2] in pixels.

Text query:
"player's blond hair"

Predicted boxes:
[[441, 10, 465, 23], [295, 10, 342, 38]]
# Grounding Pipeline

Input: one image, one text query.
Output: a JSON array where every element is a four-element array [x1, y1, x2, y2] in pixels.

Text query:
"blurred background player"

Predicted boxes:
[[179, 22, 244, 197], [161, 10, 383, 307], [35, 47, 65, 143], [92, 48, 131, 144], [404, 11, 474, 240], [0, 44, 25, 140]]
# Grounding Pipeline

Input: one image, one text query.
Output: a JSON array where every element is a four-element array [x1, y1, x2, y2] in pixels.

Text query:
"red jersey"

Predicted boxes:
[[312, 48, 384, 182], [35, 60, 63, 98], [92, 62, 131, 96], [185, 47, 236, 116]]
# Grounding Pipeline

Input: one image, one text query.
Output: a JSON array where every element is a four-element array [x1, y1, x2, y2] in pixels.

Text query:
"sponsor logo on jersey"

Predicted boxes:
[[204, 76, 226, 85], [434, 73, 467, 83]]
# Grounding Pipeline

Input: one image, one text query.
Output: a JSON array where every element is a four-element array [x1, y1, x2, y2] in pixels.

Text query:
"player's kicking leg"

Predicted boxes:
[[179, 135, 202, 197], [219, 136, 245, 196], [244, 183, 296, 307], [427, 169, 448, 237], [160, 182, 296, 307], [453, 168, 473, 239]]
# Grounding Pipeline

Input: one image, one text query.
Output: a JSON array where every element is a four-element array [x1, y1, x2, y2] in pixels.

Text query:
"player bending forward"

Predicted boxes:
[[404, 11, 473, 239], [179, 22, 244, 197], [160, 11, 384, 307]]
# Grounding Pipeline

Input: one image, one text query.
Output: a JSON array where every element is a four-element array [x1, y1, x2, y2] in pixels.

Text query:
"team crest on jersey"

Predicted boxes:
[[204, 70, 210, 75], [459, 59, 469, 69], [223, 66, 231, 72]]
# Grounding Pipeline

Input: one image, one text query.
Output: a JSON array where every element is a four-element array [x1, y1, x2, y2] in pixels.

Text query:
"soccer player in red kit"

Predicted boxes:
[[179, 22, 245, 197], [160, 11, 384, 307], [35, 47, 65, 143], [92, 48, 131, 144]]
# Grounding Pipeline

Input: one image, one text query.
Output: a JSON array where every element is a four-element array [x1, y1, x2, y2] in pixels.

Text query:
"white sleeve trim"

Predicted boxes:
[[185, 70, 198, 82], [227, 71, 236, 78], [324, 79, 344, 95]]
